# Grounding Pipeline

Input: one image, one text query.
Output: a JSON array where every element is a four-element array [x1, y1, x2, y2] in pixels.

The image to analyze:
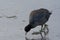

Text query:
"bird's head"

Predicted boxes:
[[24, 24, 33, 35]]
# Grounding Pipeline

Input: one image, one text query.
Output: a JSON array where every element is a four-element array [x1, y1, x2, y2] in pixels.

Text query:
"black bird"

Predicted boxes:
[[24, 8, 52, 35]]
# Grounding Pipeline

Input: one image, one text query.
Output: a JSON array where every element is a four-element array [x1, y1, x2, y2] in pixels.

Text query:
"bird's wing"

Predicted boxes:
[[33, 13, 46, 21], [29, 13, 46, 24]]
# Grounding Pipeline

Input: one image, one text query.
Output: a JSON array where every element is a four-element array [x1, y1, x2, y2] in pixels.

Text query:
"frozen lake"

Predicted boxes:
[[0, 0, 60, 40]]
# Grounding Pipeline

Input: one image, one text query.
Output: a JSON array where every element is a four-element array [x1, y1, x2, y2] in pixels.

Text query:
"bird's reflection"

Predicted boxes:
[[25, 24, 49, 40], [25, 36, 49, 40]]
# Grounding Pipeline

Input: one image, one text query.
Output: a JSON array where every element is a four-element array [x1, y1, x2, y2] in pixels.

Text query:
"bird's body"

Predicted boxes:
[[24, 8, 52, 34]]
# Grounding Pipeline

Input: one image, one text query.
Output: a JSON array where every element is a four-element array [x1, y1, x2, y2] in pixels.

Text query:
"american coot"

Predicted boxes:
[[24, 8, 52, 35]]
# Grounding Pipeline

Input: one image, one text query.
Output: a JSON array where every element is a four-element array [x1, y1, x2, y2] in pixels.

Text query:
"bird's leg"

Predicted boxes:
[[43, 24, 49, 36], [45, 24, 49, 35], [41, 25, 43, 32], [40, 25, 44, 38]]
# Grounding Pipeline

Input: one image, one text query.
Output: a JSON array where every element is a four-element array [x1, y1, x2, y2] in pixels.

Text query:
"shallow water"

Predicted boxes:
[[0, 0, 60, 40]]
